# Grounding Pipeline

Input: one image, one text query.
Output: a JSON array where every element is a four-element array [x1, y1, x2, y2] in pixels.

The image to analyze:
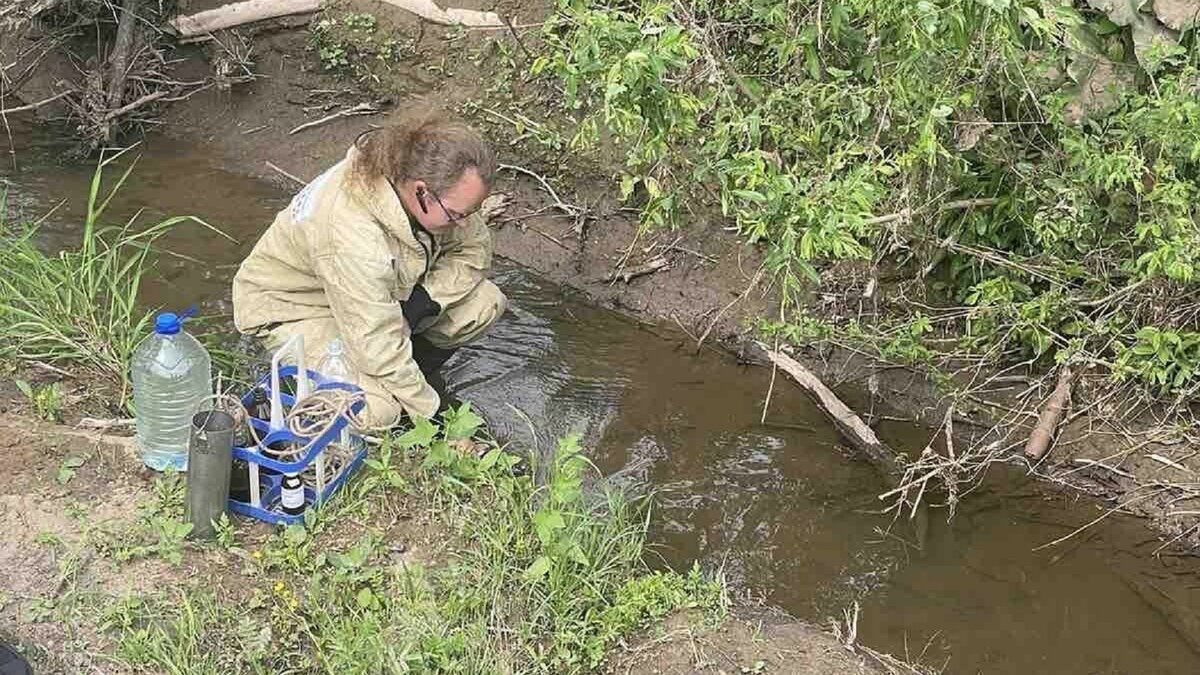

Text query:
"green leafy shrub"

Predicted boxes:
[[536, 0, 1200, 400]]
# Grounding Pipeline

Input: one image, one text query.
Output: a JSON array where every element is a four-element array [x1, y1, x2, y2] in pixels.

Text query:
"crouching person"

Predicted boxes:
[[232, 109, 506, 427]]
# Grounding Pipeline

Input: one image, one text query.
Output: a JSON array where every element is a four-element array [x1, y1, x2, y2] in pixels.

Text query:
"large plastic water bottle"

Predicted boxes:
[[132, 312, 212, 471]]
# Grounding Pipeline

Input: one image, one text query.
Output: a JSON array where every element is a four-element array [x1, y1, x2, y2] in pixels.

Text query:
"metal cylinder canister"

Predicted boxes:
[[185, 409, 235, 538]]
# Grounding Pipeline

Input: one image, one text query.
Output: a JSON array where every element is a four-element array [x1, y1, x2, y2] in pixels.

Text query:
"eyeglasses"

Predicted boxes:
[[391, 179, 482, 225], [427, 189, 472, 223]]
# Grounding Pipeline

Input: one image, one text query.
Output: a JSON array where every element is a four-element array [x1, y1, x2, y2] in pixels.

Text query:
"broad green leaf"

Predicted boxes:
[[396, 416, 438, 449], [356, 588, 378, 609], [1086, 0, 1148, 26], [443, 404, 483, 441], [533, 509, 566, 545], [523, 555, 552, 582], [284, 524, 307, 547]]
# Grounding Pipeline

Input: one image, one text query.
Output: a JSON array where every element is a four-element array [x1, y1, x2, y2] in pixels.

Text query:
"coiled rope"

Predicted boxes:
[[199, 387, 374, 491]]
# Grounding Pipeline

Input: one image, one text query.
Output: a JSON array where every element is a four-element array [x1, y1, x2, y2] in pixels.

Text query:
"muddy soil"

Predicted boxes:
[[610, 610, 882, 675]]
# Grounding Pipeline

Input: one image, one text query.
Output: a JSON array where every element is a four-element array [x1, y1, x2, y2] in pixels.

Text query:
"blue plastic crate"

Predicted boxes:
[[227, 365, 367, 526]]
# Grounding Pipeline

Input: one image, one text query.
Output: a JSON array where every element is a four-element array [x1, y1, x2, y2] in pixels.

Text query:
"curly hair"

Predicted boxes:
[[350, 105, 496, 193]]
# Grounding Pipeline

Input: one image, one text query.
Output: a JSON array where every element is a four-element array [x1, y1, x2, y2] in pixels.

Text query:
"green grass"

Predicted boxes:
[[0, 149, 218, 400], [96, 415, 725, 674]]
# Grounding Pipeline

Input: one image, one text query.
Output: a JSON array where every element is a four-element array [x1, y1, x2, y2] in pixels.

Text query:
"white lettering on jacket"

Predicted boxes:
[[290, 165, 336, 223]]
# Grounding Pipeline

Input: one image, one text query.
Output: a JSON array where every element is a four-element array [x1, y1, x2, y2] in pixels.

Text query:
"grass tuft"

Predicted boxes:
[[0, 149, 218, 401]]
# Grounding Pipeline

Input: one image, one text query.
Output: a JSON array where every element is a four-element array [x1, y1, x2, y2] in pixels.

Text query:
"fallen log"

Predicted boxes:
[[1023, 365, 1074, 462], [169, 0, 322, 38], [378, 0, 503, 27], [756, 343, 902, 477]]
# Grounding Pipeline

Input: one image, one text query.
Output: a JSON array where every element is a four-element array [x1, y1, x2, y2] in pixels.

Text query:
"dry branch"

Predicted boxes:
[[104, 0, 143, 142], [102, 88, 169, 121], [169, 0, 322, 38], [756, 343, 902, 477], [0, 89, 74, 115], [288, 101, 381, 135], [1023, 365, 1074, 462], [865, 197, 1000, 226]]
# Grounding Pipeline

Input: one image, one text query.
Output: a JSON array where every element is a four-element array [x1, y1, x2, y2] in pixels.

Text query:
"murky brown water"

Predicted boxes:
[[6, 123, 1200, 674]]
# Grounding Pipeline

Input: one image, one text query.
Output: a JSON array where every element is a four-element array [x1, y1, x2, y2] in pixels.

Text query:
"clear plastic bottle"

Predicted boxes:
[[317, 339, 363, 450], [317, 339, 354, 384], [131, 312, 212, 471]]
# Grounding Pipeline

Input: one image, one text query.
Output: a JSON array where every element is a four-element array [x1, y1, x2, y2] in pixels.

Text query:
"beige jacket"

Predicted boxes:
[[232, 145, 494, 418]]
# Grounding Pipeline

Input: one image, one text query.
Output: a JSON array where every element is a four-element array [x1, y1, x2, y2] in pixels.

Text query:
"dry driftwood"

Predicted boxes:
[[757, 343, 901, 477], [169, 0, 322, 38], [1023, 365, 1074, 462], [378, 0, 503, 27], [0, 0, 65, 30]]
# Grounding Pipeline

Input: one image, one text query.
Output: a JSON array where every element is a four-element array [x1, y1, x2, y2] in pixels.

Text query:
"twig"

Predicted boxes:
[[266, 161, 306, 186], [865, 197, 999, 226], [102, 89, 170, 121], [497, 163, 583, 215], [761, 338, 779, 424], [32, 360, 73, 377], [241, 124, 269, 135], [503, 15, 534, 62], [1148, 454, 1193, 475], [696, 264, 765, 350], [525, 225, 571, 250], [603, 256, 668, 283], [1032, 487, 1163, 551], [0, 89, 74, 115], [1072, 458, 1136, 479], [1079, 278, 1150, 308], [77, 417, 136, 430], [288, 102, 381, 135]]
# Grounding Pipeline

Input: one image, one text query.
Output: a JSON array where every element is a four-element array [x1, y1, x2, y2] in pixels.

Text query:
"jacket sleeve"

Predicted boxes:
[[313, 247, 439, 420], [422, 212, 494, 308]]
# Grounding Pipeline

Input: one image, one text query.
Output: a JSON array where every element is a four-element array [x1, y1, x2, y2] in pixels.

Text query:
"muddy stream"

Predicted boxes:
[[5, 127, 1200, 674]]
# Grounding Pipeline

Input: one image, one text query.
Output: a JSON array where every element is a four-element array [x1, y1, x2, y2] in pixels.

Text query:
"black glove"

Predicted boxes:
[[401, 284, 441, 330]]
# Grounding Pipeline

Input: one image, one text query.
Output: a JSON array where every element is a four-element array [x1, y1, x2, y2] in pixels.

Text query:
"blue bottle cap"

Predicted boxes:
[[154, 312, 181, 335]]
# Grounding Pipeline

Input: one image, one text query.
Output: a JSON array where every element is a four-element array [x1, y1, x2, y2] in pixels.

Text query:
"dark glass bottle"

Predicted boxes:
[[280, 473, 306, 516]]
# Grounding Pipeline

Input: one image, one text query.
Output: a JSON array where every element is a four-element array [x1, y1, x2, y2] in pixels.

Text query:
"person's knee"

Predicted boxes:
[[477, 281, 508, 329]]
